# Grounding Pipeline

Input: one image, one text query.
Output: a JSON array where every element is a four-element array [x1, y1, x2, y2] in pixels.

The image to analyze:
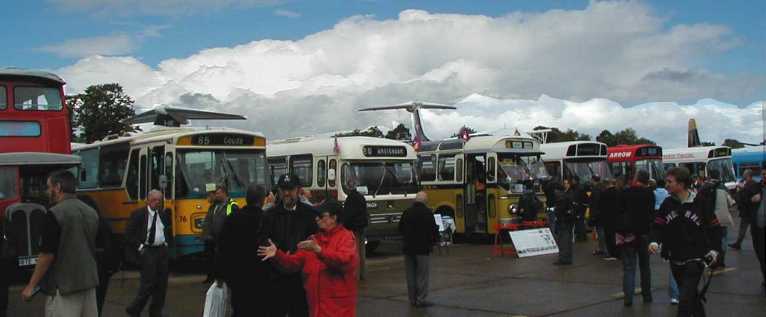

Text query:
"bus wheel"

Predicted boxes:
[[366, 240, 381, 254]]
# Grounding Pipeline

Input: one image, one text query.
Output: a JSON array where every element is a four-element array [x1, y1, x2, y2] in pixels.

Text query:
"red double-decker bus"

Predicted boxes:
[[607, 144, 664, 182], [0, 68, 71, 154]]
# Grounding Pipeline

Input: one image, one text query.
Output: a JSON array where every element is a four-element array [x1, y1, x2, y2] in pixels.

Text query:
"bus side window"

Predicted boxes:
[[98, 143, 130, 188], [290, 155, 313, 187], [79, 148, 100, 189], [164, 152, 173, 199], [438, 154, 456, 182], [418, 155, 436, 182], [317, 159, 326, 187], [456, 158, 464, 183], [139, 154, 147, 200], [268, 157, 288, 187], [126, 149, 140, 200], [544, 161, 561, 183], [149, 146, 165, 191], [487, 156, 496, 182]]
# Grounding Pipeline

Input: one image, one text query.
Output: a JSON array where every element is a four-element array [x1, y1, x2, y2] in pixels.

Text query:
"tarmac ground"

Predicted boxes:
[[6, 224, 766, 317]]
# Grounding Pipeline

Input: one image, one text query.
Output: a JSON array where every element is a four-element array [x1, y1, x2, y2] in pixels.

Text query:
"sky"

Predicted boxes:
[[1, 0, 764, 147]]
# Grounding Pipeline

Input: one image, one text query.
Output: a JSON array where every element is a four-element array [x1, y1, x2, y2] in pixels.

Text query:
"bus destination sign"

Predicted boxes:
[[191, 134, 254, 146], [363, 145, 407, 157]]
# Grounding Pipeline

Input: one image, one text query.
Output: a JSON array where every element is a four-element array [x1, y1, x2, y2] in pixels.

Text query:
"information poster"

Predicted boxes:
[[509, 228, 559, 258]]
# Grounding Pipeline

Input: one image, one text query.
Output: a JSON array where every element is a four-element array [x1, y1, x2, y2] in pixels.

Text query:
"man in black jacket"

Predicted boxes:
[[554, 178, 576, 265], [340, 177, 368, 280], [260, 174, 318, 317], [215, 184, 272, 317], [619, 170, 655, 306], [125, 190, 173, 317], [571, 177, 589, 242], [731, 170, 759, 250], [398, 192, 439, 308], [649, 167, 720, 317]]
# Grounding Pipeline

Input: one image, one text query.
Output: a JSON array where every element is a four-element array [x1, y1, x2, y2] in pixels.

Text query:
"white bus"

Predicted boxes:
[[663, 146, 736, 189], [267, 136, 418, 250], [540, 141, 612, 184]]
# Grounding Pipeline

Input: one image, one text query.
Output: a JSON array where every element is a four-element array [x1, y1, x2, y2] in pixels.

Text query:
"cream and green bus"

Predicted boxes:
[[417, 132, 549, 236], [267, 136, 418, 251], [72, 127, 268, 258]]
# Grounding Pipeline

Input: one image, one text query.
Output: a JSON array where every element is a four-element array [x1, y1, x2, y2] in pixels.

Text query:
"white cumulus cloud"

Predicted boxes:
[[56, 3, 766, 147]]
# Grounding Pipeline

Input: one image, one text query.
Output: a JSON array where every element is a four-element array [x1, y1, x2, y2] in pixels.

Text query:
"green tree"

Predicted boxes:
[[385, 123, 412, 140], [72, 83, 137, 143], [533, 126, 591, 142], [721, 139, 745, 149], [596, 128, 655, 146], [336, 126, 384, 138]]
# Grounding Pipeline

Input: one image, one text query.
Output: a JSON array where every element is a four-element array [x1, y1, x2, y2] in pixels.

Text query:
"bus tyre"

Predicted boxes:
[[366, 240, 381, 254]]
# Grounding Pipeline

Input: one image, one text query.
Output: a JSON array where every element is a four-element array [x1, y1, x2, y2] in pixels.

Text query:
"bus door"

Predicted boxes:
[[139, 143, 167, 200], [465, 154, 487, 234]]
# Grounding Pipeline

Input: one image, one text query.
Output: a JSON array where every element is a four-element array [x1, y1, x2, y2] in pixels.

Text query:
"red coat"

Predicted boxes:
[[274, 225, 359, 317]]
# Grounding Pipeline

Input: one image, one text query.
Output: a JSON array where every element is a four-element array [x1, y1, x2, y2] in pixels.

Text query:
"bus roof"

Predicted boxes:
[[0, 152, 80, 166], [72, 126, 266, 150], [541, 141, 608, 161], [0, 68, 65, 85], [419, 134, 541, 154], [663, 146, 731, 163], [607, 144, 662, 162], [268, 136, 417, 160], [732, 148, 766, 165]]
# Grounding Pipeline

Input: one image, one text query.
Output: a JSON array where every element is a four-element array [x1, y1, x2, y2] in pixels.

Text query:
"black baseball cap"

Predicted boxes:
[[317, 199, 342, 216], [277, 174, 300, 189]]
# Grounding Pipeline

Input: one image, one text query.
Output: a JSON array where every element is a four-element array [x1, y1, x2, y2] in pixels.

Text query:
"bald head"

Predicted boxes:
[[415, 191, 428, 203], [148, 189, 163, 209]]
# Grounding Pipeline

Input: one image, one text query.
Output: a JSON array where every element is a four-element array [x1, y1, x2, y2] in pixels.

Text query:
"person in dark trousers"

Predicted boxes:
[[202, 184, 239, 283], [340, 177, 369, 280], [260, 174, 319, 317], [600, 177, 625, 260], [22, 171, 100, 316], [125, 190, 173, 317], [618, 170, 655, 306], [750, 169, 765, 295], [705, 170, 734, 269], [554, 178, 576, 265], [649, 167, 721, 317], [94, 211, 120, 317], [731, 170, 759, 250], [588, 175, 607, 256], [543, 179, 561, 234], [398, 192, 439, 308], [571, 177, 589, 242], [215, 184, 272, 317], [0, 220, 12, 317]]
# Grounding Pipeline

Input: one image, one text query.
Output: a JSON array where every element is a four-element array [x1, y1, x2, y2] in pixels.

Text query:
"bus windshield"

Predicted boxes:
[[707, 158, 736, 184], [635, 159, 665, 181], [564, 160, 612, 182], [497, 155, 550, 191], [176, 149, 267, 199], [342, 161, 418, 196]]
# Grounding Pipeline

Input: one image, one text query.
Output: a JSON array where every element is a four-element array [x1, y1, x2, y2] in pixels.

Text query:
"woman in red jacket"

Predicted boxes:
[[259, 200, 359, 317]]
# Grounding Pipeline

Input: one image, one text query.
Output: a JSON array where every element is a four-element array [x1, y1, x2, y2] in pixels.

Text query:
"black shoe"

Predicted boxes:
[[416, 301, 434, 308], [553, 261, 572, 266], [624, 300, 633, 307], [643, 296, 653, 303], [126, 307, 140, 317], [729, 243, 741, 250]]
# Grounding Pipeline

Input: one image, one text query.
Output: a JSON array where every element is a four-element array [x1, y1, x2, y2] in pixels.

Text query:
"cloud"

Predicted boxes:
[[274, 9, 301, 18], [49, 0, 281, 16], [40, 34, 137, 58], [56, 3, 766, 147]]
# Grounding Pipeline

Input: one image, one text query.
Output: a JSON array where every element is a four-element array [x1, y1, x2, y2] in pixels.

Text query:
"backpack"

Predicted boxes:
[[695, 182, 719, 225]]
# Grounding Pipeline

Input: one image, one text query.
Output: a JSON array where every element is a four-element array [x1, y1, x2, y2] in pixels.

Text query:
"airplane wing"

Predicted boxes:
[[129, 106, 246, 126], [358, 101, 456, 112]]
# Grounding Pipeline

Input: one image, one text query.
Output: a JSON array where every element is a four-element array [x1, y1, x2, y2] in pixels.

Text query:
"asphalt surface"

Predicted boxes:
[[6, 225, 766, 317]]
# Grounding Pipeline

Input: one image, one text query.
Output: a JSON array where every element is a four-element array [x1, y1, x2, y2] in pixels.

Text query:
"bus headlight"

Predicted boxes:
[[508, 204, 518, 214]]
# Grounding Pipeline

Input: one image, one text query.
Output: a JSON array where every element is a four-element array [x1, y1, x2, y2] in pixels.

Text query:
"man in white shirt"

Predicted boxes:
[[125, 190, 172, 317]]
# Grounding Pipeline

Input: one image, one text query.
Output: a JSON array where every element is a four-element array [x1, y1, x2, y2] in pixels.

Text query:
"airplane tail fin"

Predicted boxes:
[[688, 118, 701, 147]]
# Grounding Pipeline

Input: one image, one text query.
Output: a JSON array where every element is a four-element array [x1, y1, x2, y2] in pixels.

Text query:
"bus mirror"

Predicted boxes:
[[159, 175, 168, 190], [328, 169, 336, 181]]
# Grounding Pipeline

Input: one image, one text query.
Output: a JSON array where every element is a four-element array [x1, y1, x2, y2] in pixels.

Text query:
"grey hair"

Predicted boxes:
[[743, 169, 753, 178], [415, 191, 428, 203], [148, 189, 164, 200]]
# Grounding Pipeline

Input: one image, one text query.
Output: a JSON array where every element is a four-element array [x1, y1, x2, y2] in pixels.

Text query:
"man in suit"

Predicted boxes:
[[125, 190, 172, 317]]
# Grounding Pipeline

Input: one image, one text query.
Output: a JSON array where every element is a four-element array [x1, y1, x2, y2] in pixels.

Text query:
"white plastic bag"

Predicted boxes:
[[203, 282, 230, 317]]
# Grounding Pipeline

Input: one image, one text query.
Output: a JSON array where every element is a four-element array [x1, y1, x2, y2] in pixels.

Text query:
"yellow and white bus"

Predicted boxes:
[[72, 127, 268, 258], [267, 136, 418, 250], [417, 133, 549, 236], [540, 141, 612, 184]]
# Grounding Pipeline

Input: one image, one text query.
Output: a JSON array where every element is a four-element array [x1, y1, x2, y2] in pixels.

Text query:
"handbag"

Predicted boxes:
[[203, 282, 230, 317]]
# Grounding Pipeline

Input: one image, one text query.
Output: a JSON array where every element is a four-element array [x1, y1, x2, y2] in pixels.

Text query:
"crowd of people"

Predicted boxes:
[[8, 169, 441, 317], [547, 167, 766, 316]]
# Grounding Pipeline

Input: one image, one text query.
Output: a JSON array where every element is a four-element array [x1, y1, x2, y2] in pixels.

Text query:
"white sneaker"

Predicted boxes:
[[670, 298, 679, 305]]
